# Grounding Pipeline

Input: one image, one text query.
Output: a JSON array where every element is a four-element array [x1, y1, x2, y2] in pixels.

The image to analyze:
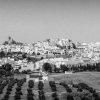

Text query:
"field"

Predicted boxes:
[[50, 72, 100, 91], [0, 72, 100, 100]]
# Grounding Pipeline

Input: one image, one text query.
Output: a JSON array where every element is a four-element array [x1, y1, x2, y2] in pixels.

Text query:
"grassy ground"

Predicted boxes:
[[1, 72, 100, 100], [14, 72, 100, 95], [49, 72, 100, 91]]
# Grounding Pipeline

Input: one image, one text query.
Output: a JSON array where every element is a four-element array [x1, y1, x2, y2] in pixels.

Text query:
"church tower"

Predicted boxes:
[[8, 36, 12, 44]]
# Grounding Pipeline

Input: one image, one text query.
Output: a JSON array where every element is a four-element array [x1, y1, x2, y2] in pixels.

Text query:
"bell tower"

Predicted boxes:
[[8, 36, 12, 44]]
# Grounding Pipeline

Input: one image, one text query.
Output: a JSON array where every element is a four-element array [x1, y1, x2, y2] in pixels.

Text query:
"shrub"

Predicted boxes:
[[1, 98, 8, 100], [92, 92, 99, 98], [67, 88, 72, 93], [0, 90, 3, 94], [16, 87, 21, 92], [67, 95, 74, 100], [15, 91, 23, 95], [27, 94, 34, 100], [81, 96, 90, 100], [49, 81, 57, 92], [94, 97, 100, 100], [51, 86, 57, 92], [39, 95, 46, 100], [77, 87, 83, 92], [53, 97, 59, 100], [52, 92, 58, 98], [78, 83, 89, 90], [72, 84, 79, 88], [49, 81, 55, 86], [27, 88, 32, 93], [38, 81, 44, 90], [7, 87, 12, 91], [88, 87, 95, 93], [14, 94, 21, 100], [6, 91, 11, 95], [38, 90, 44, 95], [4, 94, 9, 99]]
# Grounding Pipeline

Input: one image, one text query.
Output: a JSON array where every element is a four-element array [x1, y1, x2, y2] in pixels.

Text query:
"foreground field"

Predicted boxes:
[[0, 72, 100, 100], [50, 72, 100, 91], [14, 72, 100, 91]]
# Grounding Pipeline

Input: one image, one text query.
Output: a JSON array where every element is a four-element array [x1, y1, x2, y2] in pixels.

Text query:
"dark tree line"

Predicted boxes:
[[0, 50, 5, 58], [0, 63, 13, 77], [42, 62, 100, 74]]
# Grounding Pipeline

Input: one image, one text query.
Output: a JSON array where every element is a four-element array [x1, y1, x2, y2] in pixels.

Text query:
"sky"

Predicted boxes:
[[0, 0, 100, 44]]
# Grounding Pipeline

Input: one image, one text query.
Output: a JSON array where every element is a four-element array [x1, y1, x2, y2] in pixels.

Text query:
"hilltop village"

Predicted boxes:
[[1, 37, 100, 100], [0, 37, 100, 72]]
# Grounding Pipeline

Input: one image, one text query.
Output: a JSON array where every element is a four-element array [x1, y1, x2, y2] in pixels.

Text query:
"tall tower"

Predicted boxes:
[[8, 36, 12, 44]]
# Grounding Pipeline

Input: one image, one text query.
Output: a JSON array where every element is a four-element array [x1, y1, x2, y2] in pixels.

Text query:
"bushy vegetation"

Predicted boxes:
[[0, 75, 100, 100], [42, 61, 100, 75], [27, 80, 34, 100], [38, 81, 46, 100], [0, 63, 13, 77], [43, 62, 52, 73], [59, 81, 100, 100]]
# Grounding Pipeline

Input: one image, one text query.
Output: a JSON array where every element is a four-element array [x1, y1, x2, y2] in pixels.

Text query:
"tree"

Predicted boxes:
[[22, 53, 27, 59], [67, 95, 74, 100], [3, 41, 8, 45], [5, 63, 12, 71], [60, 65, 69, 72], [43, 62, 52, 73], [0, 63, 13, 77], [37, 52, 40, 55], [68, 46, 71, 49], [32, 52, 35, 55], [72, 43, 77, 49], [11, 39, 16, 44], [0, 50, 5, 58], [52, 92, 57, 98]]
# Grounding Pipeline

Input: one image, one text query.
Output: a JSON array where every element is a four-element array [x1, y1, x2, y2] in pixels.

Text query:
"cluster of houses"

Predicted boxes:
[[0, 38, 100, 71], [1, 38, 100, 82], [0, 38, 75, 55]]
